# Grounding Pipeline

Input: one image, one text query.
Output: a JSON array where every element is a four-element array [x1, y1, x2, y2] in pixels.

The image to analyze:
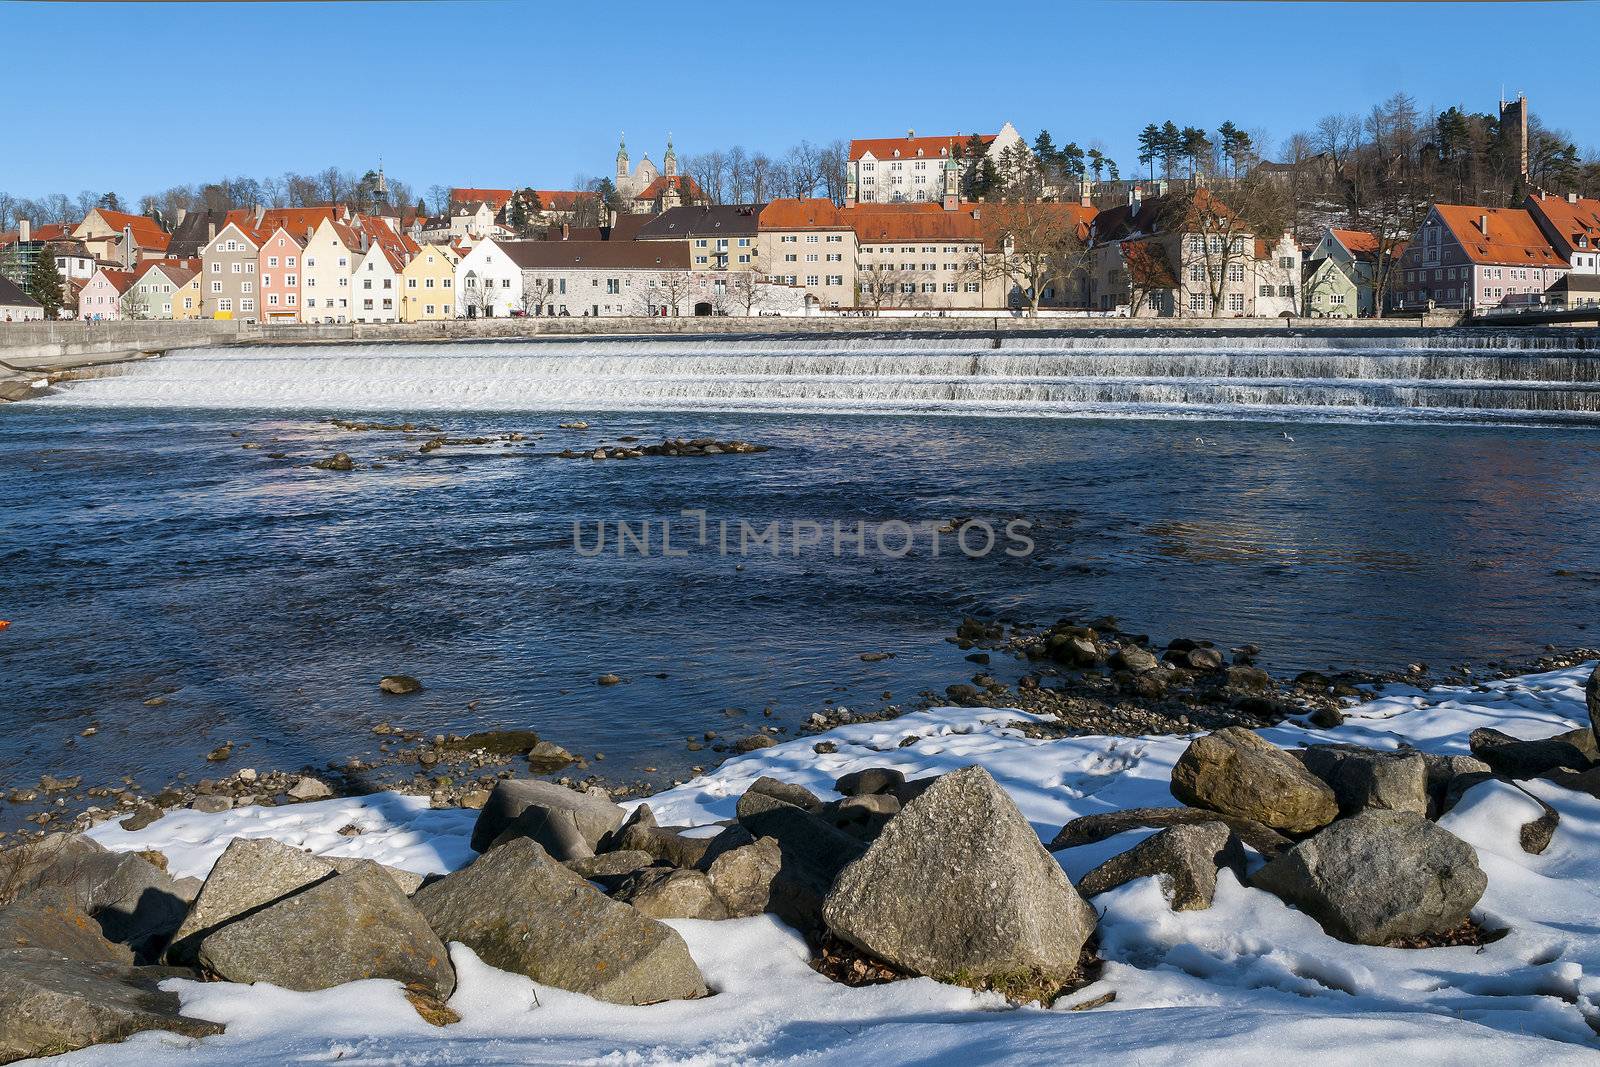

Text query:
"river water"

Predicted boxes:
[[1, 334, 1598, 825]]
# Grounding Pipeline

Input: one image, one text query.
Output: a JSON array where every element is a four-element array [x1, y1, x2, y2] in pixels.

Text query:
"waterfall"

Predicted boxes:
[[38, 333, 1600, 422]]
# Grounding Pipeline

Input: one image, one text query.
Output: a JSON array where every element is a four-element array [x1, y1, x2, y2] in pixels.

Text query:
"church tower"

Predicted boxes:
[[616, 134, 630, 185], [663, 135, 677, 178], [942, 152, 960, 211]]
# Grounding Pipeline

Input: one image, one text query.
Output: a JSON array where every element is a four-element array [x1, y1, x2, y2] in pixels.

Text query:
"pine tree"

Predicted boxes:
[[1137, 124, 1161, 181], [25, 243, 63, 319], [1033, 130, 1058, 167], [1180, 127, 1211, 179], [1087, 148, 1106, 183], [1060, 142, 1086, 180], [1158, 121, 1183, 179]]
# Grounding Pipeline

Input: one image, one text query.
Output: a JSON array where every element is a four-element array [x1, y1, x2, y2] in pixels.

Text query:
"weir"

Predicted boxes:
[[32, 333, 1600, 421]]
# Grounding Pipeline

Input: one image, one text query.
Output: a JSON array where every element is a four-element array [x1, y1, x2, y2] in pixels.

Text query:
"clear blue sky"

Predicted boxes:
[[2, 0, 1595, 204]]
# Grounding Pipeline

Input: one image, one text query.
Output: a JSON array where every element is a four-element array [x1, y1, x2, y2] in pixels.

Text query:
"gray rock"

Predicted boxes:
[[0, 889, 133, 966], [735, 792, 865, 935], [490, 805, 596, 862], [471, 779, 625, 855], [1589, 665, 1600, 747], [1076, 823, 1244, 910], [747, 777, 823, 811], [190, 796, 234, 814], [197, 864, 454, 998], [600, 805, 712, 869], [325, 857, 427, 896], [0, 951, 223, 1064], [834, 767, 905, 797], [1419, 753, 1493, 815], [286, 777, 333, 801], [822, 766, 1096, 985], [1299, 745, 1428, 816], [1553, 724, 1600, 764], [378, 674, 423, 695], [414, 838, 706, 1005], [1170, 727, 1338, 833], [14, 836, 186, 960], [706, 837, 783, 917], [1250, 810, 1487, 945], [1542, 764, 1600, 798], [1468, 727, 1590, 780], [1049, 806, 1292, 857], [1111, 645, 1158, 673], [167, 838, 336, 964], [612, 868, 729, 920], [564, 851, 658, 890]]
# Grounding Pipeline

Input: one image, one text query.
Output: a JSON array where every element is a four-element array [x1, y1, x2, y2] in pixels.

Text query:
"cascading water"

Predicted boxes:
[[37, 331, 1600, 422]]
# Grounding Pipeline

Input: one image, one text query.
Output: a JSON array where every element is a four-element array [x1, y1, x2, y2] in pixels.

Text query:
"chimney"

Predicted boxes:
[[254, 204, 265, 225], [207, 222, 217, 242], [175, 208, 187, 227], [1569, 192, 1580, 204], [1479, 214, 1490, 236], [18, 219, 29, 243], [561, 222, 570, 241], [1080, 179, 1092, 209]]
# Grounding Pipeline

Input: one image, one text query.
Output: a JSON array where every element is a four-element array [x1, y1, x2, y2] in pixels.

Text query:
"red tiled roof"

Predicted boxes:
[[635, 175, 703, 202], [1525, 193, 1600, 256], [1330, 228, 1379, 256], [93, 209, 168, 248], [848, 202, 987, 244], [759, 198, 853, 230], [95, 268, 138, 295], [451, 188, 514, 209], [1433, 205, 1564, 267], [533, 189, 597, 212], [850, 133, 994, 162], [0, 223, 70, 245]]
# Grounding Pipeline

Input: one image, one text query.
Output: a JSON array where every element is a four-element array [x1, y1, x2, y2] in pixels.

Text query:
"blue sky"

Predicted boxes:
[[2, 0, 1596, 204]]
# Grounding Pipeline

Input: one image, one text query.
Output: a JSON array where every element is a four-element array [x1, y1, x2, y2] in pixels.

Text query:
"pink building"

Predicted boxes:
[[79, 267, 136, 321], [258, 225, 304, 322]]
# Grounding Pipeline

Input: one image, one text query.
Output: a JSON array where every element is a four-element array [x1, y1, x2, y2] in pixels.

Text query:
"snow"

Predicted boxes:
[[59, 664, 1600, 1063]]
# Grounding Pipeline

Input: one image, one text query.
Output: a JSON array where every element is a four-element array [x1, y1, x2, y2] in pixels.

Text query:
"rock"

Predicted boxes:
[[733, 734, 776, 753], [14, 836, 187, 960], [596, 673, 622, 686], [822, 766, 1096, 987], [197, 864, 454, 998], [1166, 645, 1223, 671], [527, 740, 575, 770], [440, 729, 541, 755], [1469, 727, 1591, 780], [286, 777, 333, 801], [1250, 810, 1487, 945], [598, 805, 711, 869], [1308, 705, 1345, 729], [1048, 806, 1293, 857], [612, 868, 729, 920], [190, 795, 233, 814], [1111, 646, 1158, 673], [1299, 745, 1428, 816], [470, 779, 625, 855], [1553, 725, 1600, 764], [1439, 776, 1561, 856], [325, 857, 427, 896], [414, 838, 706, 1004], [735, 792, 865, 935], [565, 851, 657, 890], [0, 951, 222, 1063], [1225, 665, 1272, 692], [1419, 753, 1493, 815], [378, 674, 423, 695], [312, 452, 354, 471], [1076, 823, 1244, 910], [167, 838, 336, 964], [943, 683, 981, 705], [747, 776, 822, 811], [0, 889, 133, 966], [834, 767, 905, 797], [1542, 764, 1600, 798], [459, 789, 491, 810], [1170, 727, 1338, 833], [705, 837, 783, 917], [1589, 665, 1600, 746]]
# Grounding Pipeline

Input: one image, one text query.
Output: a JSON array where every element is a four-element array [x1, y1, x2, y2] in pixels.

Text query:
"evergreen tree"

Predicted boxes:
[[98, 192, 121, 213], [1033, 130, 1058, 167], [414, 198, 428, 221], [1180, 127, 1211, 178], [1158, 121, 1183, 179], [1059, 142, 1086, 180], [1137, 124, 1161, 181], [25, 243, 63, 319], [1087, 149, 1105, 183]]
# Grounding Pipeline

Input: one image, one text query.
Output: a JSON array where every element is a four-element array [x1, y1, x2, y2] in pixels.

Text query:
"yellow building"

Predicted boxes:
[[400, 243, 459, 321], [170, 272, 205, 320]]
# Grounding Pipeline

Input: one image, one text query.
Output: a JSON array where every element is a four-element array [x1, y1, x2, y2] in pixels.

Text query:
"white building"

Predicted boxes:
[[847, 122, 1023, 205], [300, 219, 362, 323], [0, 276, 43, 320], [453, 237, 527, 318]]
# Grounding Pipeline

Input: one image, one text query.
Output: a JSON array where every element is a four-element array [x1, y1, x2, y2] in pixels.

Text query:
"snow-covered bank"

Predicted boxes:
[[68, 664, 1600, 1064]]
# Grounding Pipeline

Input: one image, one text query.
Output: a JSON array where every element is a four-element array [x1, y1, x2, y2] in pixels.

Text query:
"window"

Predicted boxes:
[[408, 278, 418, 288], [1189, 264, 1204, 282], [1331, 293, 1347, 306], [262, 275, 272, 288], [210, 262, 221, 273], [1279, 285, 1294, 298], [286, 275, 296, 286], [1227, 264, 1244, 282], [231, 262, 241, 274], [964, 282, 980, 293], [210, 281, 222, 293], [218, 298, 232, 311], [806, 275, 820, 286], [241, 299, 255, 312], [1279, 256, 1294, 269], [1189, 293, 1206, 312], [1259, 285, 1273, 298], [425, 304, 435, 315], [1228, 293, 1244, 312], [1148, 292, 1163, 310], [943, 283, 957, 293]]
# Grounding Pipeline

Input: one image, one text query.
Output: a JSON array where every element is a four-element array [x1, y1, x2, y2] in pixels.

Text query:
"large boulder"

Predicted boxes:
[[413, 838, 706, 1005], [196, 863, 454, 999], [747, 777, 823, 811], [470, 780, 624, 855], [1468, 727, 1590, 780], [0, 951, 222, 1064], [0, 890, 133, 966], [1299, 745, 1428, 816], [1588, 665, 1600, 746], [1250, 810, 1486, 945], [598, 805, 712, 869], [612, 868, 728, 920], [15, 836, 187, 960], [705, 837, 783, 917], [822, 766, 1096, 986], [1049, 805, 1292, 857], [166, 838, 336, 964], [1170, 728, 1338, 833], [1076, 823, 1244, 911], [735, 791, 865, 935]]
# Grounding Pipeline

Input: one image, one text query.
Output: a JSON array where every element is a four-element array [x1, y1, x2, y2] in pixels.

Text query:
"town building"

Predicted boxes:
[[1302, 228, 1397, 317], [256, 225, 305, 322], [300, 218, 365, 323], [850, 202, 1000, 310], [636, 205, 762, 270], [1524, 192, 1600, 308], [78, 267, 137, 321], [124, 258, 200, 319], [756, 199, 858, 311], [846, 123, 1023, 206], [171, 270, 205, 320], [72, 208, 170, 263], [1392, 205, 1566, 313], [0, 276, 43, 321], [199, 221, 266, 321], [400, 243, 458, 322], [614, 136, 702, 214], [453, 237, 528, 318]]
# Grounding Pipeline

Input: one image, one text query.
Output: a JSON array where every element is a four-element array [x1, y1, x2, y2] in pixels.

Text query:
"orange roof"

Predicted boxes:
[[1330, 228, 1379, 256], [1433, 205, 1564, 267], [226, 206, 337, 236], [93, 209, 168, 248], [850, 132, 994, 162], [635, 175, 703, 202], [0, 223, 70, 244], [1525, 193, 1600, 255], [452, 188, 514, 209], [533, 189, 597, 211], [848, 202, 987, 244], [134, 258, 199, 287], [95, 267, 138, 294], [759, 198, 853, 230]]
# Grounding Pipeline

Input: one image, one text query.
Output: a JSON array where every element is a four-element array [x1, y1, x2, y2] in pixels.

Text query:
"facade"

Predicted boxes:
[[1393, 205, 1566, 313], [79, 267, 137, 320], [0, 276, 43, 321], [1253, 234, 1302, 318], [351, 244, 404, 322], [170, 272, 204, 320], [0, 223, 93, 286], [1524, 192, 1600, 281], [124, 259, 199, 319], [636, 205, 762, 271], [1302, 228, 1382, 317], [615, 136, 701, 214], [453, 237, 526, 318], [847, 122, 1023, 206], [852, 203, 999, 310], [300, 219, 363, 323], [756, 199, 858, 310], [257, 226, 304, 322], [400, 244, 458, 321], [199, 221, 265, 321], [72, 208, 170, 262]]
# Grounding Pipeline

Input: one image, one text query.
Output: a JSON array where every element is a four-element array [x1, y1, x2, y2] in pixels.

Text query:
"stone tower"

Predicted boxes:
[[664, 135, 677, 178], [616, 134, 629, 184], [1499, 94, 1528, 182], [942, 151, 960, 211]]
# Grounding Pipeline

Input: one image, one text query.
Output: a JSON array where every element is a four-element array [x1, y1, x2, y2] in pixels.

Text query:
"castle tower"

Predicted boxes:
[[616, 134, 630, 184], [1500, 93, 1528, 182], [663, 134, 677, 178], [942, 151, 960, 211]]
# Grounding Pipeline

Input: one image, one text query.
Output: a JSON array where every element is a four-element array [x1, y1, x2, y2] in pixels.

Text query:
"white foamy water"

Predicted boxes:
[[36, 333, 1600, 421]]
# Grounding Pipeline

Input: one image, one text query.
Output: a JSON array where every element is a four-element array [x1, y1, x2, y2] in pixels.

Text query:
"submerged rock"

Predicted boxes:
[[822, 766, 1096, 987], [1250, 810, 1487, 945], [1170, 727, 1338, 833], [378, 675, 424, 696]]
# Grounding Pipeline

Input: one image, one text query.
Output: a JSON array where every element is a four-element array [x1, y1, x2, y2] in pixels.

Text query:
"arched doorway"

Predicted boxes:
[[694, 301, 713, 316]]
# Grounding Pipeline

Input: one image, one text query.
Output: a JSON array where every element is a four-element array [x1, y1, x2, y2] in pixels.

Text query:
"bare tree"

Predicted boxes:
[[634, 270, 697, 316], [686, 151, 728, 205], [785, 141, 824, 199], [977, 201, 1095, 314], [858, 264, 929, 311], [723, 271, 766, 316], [819, 140, 849, 205]]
